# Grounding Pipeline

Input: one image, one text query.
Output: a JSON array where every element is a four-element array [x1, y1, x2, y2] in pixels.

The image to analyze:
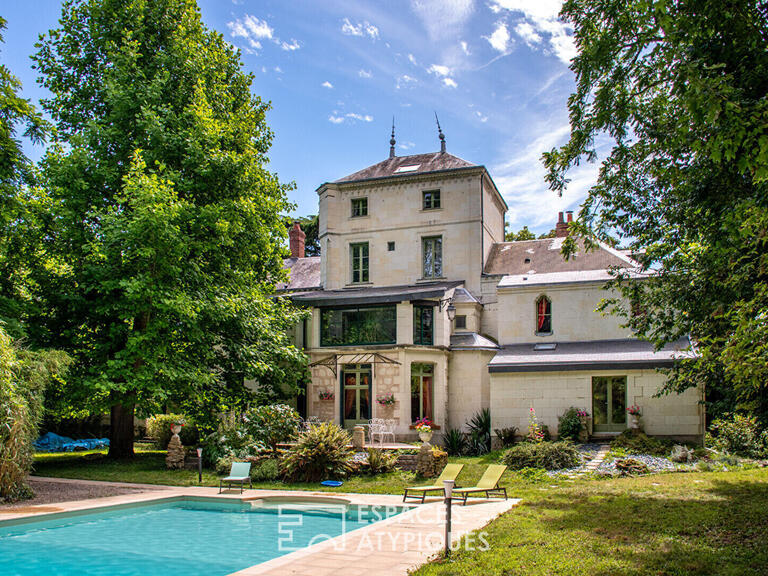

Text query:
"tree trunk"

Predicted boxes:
[[108, 396, 135, 458]]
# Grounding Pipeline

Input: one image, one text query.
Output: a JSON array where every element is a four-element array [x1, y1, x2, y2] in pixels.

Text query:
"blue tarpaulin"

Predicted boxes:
[[34, 432, 110, 452]]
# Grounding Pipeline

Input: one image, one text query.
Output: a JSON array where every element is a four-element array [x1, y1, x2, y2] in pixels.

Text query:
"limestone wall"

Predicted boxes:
[[447, 349, 495, 431], [490, 369, 704, 440]]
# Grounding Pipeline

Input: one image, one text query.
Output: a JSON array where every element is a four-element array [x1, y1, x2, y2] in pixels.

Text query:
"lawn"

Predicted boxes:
[[32, 448, 768, 575]]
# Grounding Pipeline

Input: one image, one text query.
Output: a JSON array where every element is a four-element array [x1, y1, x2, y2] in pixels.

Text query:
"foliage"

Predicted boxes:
[[284, 215, 320, 256], [504, 225, 536, 242], [466, 408, 492, 455], [707, 413, 768, 459], [362, 447, 398, 475], [242, 404, 301, 450], [545, 0, 768, 425], [201, 412, 264, 466], [442, 428, 468, 456], [494, 427, 518, 448], [145, 414, 199, 448], [414, 418, 432, 433], [502, 441, 581, 471], [280, 422, 354, 482], [615, 458, 650, 476], [27, 0, 308, 456], [250, 458, 281, 482], [610, 430, 673, 457], [527, 407, 545, 443], [0, 328, 69, 502], [0, 18, 51, 339], [557, 408, 584, 442]]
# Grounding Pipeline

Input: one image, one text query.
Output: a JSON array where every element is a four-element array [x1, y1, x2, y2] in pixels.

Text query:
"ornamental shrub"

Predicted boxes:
[[363, 447, 398, 475], [502, 440, 581, 471], [1, 329, 69, 502], [202, 412, 263, 466], [707, 413, 768, 458], [494, 427, 518, 448], [610, 430, 671, 457], [146, 413, 199, 448], [242, 404, 301, 450], [250, 458, 281, 482], [466, 408, 492, 455], [557, 408, 583, 442], [280, 422, 354, 482], [442, 428, 468, 455]]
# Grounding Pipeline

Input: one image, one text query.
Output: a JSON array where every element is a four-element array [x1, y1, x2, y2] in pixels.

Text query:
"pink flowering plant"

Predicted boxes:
[[414, 418, 432, 433], [527, 406, 545, 443], [318, 390, 334, 401], [376, 393, 395, 406], [576, 409, 589, 418], [627, 405, 642, 416]]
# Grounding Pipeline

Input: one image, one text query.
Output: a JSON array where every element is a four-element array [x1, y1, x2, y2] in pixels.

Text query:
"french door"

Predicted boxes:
[[592, 376, 627, 432], [341, 364, 371, 428]]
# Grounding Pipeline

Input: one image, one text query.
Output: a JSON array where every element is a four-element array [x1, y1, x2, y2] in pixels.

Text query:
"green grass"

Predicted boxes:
[[32, 448, 768, 575]]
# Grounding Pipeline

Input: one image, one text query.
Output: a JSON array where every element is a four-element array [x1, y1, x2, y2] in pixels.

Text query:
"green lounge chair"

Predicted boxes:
[[452, 464, 508, 505], [219, 461, 252, 493], [403, 463, 464, 503]]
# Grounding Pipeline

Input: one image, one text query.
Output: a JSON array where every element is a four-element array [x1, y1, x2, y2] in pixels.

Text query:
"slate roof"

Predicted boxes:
[[484, 237, 636, 277], [276, 257, 322, 292], [452, 287, 479, 304], [332, 152, 478, 184], [289, 281, 463, 307], [497, 268, 646, 289], [488, 338, 694, 373], [450, 332, 499, 351]]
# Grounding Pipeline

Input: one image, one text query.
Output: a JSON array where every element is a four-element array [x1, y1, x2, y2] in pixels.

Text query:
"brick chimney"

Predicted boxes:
[[555, 212, 568, 237], [288, 222, 306, 258]]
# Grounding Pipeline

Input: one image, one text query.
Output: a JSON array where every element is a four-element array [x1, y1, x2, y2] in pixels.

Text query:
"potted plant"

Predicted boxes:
[[414, 418, 433, 444], [627, 405, 641, 429], [376, 393, 395, 407], [318, 390, 334, 401]]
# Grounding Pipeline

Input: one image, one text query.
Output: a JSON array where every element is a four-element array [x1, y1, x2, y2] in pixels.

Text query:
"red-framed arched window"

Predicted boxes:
[[536, 295, 552, 334]]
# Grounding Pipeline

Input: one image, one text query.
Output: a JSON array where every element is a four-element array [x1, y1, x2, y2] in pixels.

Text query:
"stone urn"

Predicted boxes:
[[165, 425, 185, 470], [171, 423, 183, 435], [418, 430, 433, 444], [629, 414, 640, 430]]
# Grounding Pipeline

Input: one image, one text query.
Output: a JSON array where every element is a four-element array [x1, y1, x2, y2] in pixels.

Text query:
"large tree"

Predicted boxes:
[[545, 1, 768, 423], [32, 0, 306, 456]]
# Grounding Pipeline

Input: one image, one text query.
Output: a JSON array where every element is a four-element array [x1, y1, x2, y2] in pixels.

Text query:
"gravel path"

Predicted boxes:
[[0, 477, 157, 509]]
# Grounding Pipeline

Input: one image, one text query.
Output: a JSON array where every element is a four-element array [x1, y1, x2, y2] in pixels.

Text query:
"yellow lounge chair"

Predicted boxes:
[[452, 464, 507, 505], [402, 463, 464, 503]]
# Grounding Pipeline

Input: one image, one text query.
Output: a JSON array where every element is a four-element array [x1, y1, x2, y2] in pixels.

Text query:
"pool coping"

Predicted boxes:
[[2, 479, 521, 576]]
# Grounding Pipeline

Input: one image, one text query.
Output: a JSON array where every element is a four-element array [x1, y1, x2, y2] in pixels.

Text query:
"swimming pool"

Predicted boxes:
[[0, 497, 407, 575]]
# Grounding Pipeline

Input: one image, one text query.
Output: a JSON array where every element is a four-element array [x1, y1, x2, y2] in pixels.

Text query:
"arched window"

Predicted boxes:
[[535, 295, 552, 334]]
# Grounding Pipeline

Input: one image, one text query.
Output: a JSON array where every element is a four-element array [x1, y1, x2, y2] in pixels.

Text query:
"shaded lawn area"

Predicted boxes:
[[33, 448, 768, 574], [415, 467, 768, 576]]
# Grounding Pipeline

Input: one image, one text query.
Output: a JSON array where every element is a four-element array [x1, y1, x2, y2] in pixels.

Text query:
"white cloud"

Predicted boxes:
[[475, 110, 488, 122], [396, 74, 417, 89], [408, 53, 418, 66], [321, 81, 333, 89], [489, 0, 576, 64], [281, 39, 301, 51], [428, 64, 452, 77], [358, 69, 373, 78], [410, 0, 475, 42], [484, 21, 512, 53], [515, 22, 542, 46], [399, 141, 416, 150], [328, 112, 375, 124], [341, 18, 379, 39], [443, 77, 458, 88], [460, 41, 470, 55]]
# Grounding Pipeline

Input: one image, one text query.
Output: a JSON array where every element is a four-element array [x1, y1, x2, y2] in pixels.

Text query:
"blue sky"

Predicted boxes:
[[2, 0, 597, 235]]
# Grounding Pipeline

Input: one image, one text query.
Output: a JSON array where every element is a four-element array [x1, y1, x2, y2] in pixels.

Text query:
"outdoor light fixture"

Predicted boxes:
[[196, 447, 203, 483], [443, 479, 455, 556], [446, 303, 456, 322]]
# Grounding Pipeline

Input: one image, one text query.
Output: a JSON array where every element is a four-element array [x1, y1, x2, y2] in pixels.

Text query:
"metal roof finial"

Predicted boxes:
[[435, 111, 446, 153], [389, 116, 396, 158]]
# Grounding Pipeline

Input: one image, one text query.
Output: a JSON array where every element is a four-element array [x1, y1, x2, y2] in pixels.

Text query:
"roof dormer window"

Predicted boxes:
[[394, 164, 420, 174]]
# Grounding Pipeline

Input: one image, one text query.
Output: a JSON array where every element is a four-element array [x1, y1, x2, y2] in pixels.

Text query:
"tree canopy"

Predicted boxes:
[[29, 0, 307, 456], [545, 0, 768, 423]]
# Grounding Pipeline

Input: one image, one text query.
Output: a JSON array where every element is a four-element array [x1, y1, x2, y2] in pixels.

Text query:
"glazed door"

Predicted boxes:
[[341, 364, 371, 428], [592, 376, 627, 432]]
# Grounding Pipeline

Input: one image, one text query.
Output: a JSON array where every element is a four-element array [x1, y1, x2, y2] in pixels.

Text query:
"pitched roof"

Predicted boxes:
[[488, 338, 694, 373], [483, 237, 636, 276], [276, 257, 322, 292], [332, 152, 478, 184], [450, 332, 499, 351]]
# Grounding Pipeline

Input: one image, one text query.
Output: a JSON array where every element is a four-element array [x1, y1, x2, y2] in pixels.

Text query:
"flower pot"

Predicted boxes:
[[171, 423, 183, 436], [418, 431, 433, 444], [629, 414, 640, 429]]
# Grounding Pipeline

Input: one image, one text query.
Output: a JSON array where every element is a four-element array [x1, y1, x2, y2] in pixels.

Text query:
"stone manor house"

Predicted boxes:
[[278, 132, 703, 443]]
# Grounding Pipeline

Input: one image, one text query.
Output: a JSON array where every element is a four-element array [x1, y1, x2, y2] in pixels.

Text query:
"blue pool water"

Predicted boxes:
[[0, 497, 405, 575]]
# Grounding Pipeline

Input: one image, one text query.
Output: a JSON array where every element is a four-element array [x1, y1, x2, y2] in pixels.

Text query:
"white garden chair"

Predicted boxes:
[[381, 419, 396, 445], [368, 418, 385, 445]]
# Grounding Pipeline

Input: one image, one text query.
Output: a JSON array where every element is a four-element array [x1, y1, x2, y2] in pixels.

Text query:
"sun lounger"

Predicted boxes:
[[402, 463, 464, 503], [452, 464, 507, 505], [219, 461, 252, 493]]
